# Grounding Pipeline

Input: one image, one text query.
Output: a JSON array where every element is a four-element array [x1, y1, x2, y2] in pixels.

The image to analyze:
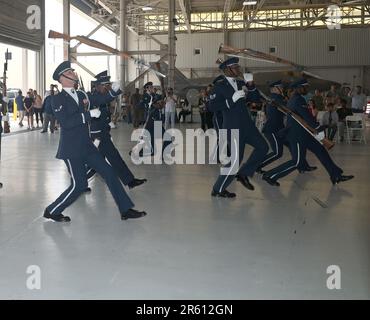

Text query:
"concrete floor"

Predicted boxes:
[[0, 122, 369, 300]]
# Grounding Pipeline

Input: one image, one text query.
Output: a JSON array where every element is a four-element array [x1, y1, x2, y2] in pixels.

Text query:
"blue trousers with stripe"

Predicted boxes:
[[258, 132, 284, 170], [264, 139, 305, 181], [87, 136, 135, 186], [212, 125, 268, 193], [47, 150, 134, 216]]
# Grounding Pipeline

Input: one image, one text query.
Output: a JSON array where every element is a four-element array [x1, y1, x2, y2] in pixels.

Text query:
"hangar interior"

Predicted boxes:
[[0, 0, 369, 299]]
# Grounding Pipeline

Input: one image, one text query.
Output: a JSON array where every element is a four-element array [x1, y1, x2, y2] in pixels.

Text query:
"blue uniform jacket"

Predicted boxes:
[[208, 78, 254, 132], [140, 92, 162, 120], [51, 89, 118, 159], [263, 93, 286, 134], [43, 95, 54, 115], [286, 92, 320, 139], [246, 83, 263, 104], [89, 90, 122, 140]]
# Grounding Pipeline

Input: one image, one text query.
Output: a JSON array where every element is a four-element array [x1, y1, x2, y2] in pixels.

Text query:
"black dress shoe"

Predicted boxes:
[[121, 209, 147, 220], [262, 175, 280, 187], [236, 175, 255, 191], [43, 209, 71, 222], [128, 178, 148, 190], [40, 130, 47, 133], [211, 189, 236, 198], [331, 175, 354, 185], [299, 166, 317, 174]]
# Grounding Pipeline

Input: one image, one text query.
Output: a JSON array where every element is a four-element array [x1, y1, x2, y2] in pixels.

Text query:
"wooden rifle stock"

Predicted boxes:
[[48, 30, 166, 78]]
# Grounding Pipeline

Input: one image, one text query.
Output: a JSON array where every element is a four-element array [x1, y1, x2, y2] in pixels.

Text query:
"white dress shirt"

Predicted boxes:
[[64, 87, 79, 105]]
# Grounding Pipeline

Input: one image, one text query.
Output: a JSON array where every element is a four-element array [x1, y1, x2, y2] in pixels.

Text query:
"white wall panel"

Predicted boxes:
[[127, 28, 370, 89]]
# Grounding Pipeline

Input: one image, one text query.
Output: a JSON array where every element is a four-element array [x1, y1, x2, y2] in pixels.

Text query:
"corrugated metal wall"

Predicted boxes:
[[127, 27, 370, 89]]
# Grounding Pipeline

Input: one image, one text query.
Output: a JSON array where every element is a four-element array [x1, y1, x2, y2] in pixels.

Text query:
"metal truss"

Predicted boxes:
[[136, 5, 370, 34]]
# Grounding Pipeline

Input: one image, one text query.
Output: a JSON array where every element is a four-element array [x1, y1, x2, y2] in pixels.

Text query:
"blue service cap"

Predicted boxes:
[[95, 70, 108, 80], [219, 57, 239, 71], [269, 80, 283, 88], [53, 61, 74, 81], [144, 81, 153, 89], [96, 76, 112, 85], [290, 78, 309, 89]]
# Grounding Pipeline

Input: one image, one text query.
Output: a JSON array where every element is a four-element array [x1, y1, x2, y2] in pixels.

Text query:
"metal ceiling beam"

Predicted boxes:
[[72, 10, 120, 51], [244, 0, 267, 30], [75, 49, 166, 56], [178, 0, 192, 34]]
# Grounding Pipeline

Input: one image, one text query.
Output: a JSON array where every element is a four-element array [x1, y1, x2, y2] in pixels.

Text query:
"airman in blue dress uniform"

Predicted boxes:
[[86, 71, 147, 189], [208, 57, 269, 198], [43, 61, 147, 222], [137, 82, 168, 157], [256, 80, 286, 173], [262, 78, 354, 186]]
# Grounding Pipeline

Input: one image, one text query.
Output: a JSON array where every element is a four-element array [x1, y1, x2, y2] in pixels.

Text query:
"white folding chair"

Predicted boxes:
[[345, 115, 367, 144]]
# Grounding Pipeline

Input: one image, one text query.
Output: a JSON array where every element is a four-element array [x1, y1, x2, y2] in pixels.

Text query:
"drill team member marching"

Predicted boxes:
[[208, 57, 269, 198], [262, 78, 354, 186], [86, 71, 147, 189], [44, 61, 147, 222]]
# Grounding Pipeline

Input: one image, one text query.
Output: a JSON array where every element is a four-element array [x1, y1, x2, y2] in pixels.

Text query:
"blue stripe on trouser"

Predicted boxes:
[[265, 142, 302, 180], [48, 159, 88, 215], [259, 132, 284, 169], [47, 152, 134, 216]]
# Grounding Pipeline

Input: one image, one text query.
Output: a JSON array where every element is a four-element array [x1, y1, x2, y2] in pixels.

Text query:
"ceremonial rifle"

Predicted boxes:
[[48, 30, 166, 78]]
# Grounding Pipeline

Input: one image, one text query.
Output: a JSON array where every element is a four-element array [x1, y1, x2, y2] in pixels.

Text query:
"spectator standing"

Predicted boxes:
[[41, 85, 57, 134], [15, 90, 25, 127], [126, 92, 132, 124], [131, 88, 143, 129], [340, 86, 352, 107], [351, 86, 367, 113], [325, 84, 339, 105], [164, 87, 177, 130], [24, 90, 34, 130], [311, 89, 324, 111], [33, 90, 43, 128]]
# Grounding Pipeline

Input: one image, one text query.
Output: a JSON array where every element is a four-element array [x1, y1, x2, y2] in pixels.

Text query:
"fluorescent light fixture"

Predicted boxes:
[[142, 6, 153, 11], [243, 1, 257, 5]]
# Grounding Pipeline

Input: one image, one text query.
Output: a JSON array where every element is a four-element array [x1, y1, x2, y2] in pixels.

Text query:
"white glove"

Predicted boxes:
[[109, 121, 116, 129], [89, 109, 101, 118], [111, 81, 121, 92], [93, 139, 101, 148], [243, 73, 253, 83], [2, 96, 9, 104], [232, 90, 246, 103], [314, 131, 325, 142]]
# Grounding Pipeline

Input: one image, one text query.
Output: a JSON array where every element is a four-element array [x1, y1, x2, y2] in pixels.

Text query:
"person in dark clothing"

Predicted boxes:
[[24, 91, 34, 130], [15, 90, 25, 127], [41, 85, 58, 133]]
